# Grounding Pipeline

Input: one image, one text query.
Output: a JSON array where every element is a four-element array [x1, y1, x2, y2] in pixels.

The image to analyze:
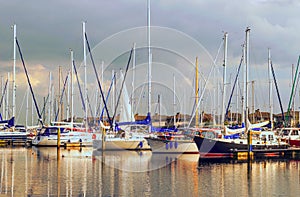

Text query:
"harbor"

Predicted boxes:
[[0, 147, 300, 196], [2, 0, 300, 196]]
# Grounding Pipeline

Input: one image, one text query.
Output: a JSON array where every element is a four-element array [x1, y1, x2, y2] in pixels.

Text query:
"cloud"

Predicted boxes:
[[16, 63, 49, 96], [1, 0, 300, 120]]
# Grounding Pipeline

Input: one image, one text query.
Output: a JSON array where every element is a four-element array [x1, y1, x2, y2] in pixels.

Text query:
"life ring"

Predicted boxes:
[[92, 134, 96, 140]]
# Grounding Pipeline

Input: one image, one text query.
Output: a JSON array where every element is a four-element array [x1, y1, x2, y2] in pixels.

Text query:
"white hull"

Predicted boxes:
[[93, 137, 151, 150], [32, 132, 101, 147], [0, 131, 27, 139], [145, 137, 198, 154]]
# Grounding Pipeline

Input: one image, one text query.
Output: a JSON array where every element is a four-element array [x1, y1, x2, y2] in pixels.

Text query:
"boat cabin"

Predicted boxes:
[[280, 128, 300, 140], [259, 131, 275, 142]]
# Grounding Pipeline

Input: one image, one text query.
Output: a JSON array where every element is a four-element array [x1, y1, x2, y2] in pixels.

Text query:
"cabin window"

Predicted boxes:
[[292, 130, 298, 136], [49, 128, 58, 134], [202, 131, 215, 139], [282, 130, 289, 136], [268, 135, 274, 141]]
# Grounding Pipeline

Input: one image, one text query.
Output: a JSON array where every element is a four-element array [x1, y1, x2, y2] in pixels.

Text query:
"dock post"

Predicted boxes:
[[57, 127, 61, 148], [102, 127, 105, 150]]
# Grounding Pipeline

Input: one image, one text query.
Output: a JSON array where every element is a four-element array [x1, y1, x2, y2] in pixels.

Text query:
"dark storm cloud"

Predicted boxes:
[[0, 0, 300, 115]]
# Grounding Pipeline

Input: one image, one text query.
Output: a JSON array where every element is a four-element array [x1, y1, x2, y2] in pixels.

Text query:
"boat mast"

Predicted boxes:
[[82, 21, 88, 131], [1, 76, 4, 116], [112, 70, 115, 115], [147, 0, 152, 132], [158, 95, 161, 127], [268, 48, 273, 130], [100, 60, 104, 118], [70, 49, 74, 128], [221, 32, 228, 127], [173, 74, 176, 127], [251, 81, 255, 122], [25, 87, 29, 129], [12, 24, 16, 123], [236, 78, 239, 124], [58, 66, 62, 121], [245, 27, 251, 153], [31, 97, 34, 126], [66, 71, 70, 121], [213, 59, 216, 125], [48, 72, 52, 124], [131, 43, 136, 122], [195, 57, 199, 128], [242, 41, 246, 127], [6, 72, 9, 120]]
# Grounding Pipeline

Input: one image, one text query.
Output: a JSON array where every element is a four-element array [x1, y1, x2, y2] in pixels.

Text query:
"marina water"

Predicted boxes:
[[0, 147, 299, 196]]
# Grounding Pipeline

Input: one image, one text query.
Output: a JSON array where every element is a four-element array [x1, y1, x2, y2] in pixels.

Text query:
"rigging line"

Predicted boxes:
[[187, 61, 218, 128], [225, 54, 244, 121], [188, 38, 224, 127], [286, 55, 300, 124], [270, 62, 285, 123], [55, 70, 70, 121], [16, 38, 43, 126], [39, 94, 49, 123], [0, 79, 8, 109], [37, 84, 53, 125], [16, 85, 28, 124], [213, 38, 225, 79], [86, 93, 94, 120], [290, 65, 300, 114], [99, 74, 115, 120], [134, 83, 146, 116], [73, 60, 86, 115], [111, 48, 133, 124], [85, 32, 113, 128]]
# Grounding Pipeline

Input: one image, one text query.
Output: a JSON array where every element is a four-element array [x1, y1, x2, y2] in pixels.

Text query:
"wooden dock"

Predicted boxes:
[[199, 147, 300, 161], [0, 139, 30, 147], [63, 141, 83, 148]]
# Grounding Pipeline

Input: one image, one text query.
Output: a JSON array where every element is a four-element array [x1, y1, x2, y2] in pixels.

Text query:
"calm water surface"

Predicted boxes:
[[0, 147, 299, 196]]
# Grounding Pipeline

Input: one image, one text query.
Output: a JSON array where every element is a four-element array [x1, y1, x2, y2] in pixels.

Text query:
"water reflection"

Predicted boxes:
[[0, 147, 300, 196]]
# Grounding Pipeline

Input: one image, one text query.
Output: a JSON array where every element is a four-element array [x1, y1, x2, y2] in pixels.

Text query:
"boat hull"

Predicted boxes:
[[289, 139, 300, 147], [0, 132, 27, 141], [145, 137, 198, 154], [32, 132, 99, 147], [93, 137, 151, 151], [193, 136, 289, 157]]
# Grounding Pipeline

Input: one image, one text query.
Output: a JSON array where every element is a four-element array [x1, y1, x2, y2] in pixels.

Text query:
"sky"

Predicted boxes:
[[1, 0, 300, 124]]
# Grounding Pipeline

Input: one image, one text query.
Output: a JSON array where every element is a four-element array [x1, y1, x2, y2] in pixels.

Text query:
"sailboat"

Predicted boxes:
[[145, 59, 199, 154], [92, 63, 151, 150], [0, 24, 28, 144], [32, 47, 102, 147], [193, 28, 289, 158], [76, 23, 151, 150], [0, 115, 27, 142]]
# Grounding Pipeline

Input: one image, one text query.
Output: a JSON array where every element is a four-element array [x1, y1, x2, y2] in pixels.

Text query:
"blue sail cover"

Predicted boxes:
[[115, 112, 152, 131], [0, 117, 15, 128], [151, 125, 178, 132], [114, 112, 178, 132]]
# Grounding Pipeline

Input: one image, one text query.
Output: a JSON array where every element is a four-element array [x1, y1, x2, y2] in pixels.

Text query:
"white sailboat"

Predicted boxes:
[[145, 60, 199, 154], [32, 49, 101, 147], [0, 24, 28, 144], [93, 69, 151, 151]]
